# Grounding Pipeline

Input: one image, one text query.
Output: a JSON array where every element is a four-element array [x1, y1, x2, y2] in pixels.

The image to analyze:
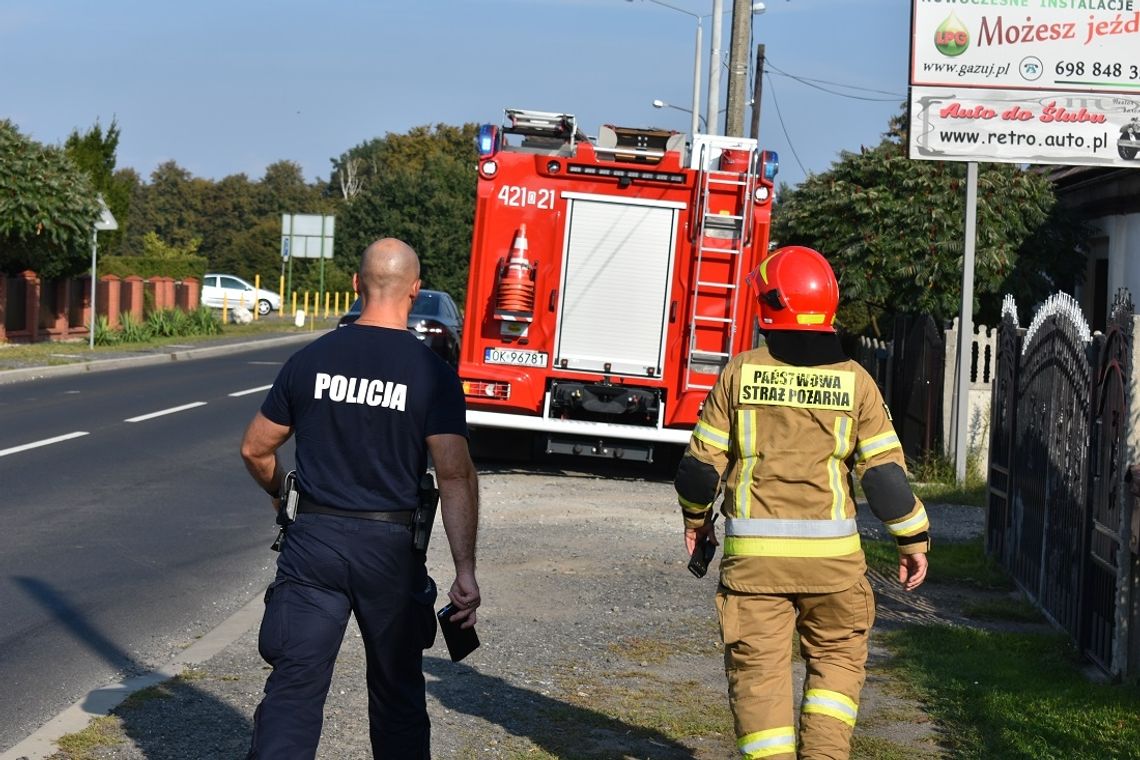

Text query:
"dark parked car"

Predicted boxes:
[[338, 289, 462, 367]]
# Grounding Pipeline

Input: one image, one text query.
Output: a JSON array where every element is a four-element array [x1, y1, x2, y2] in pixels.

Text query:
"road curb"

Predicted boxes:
[[0, 593, 266, 760], [0, 332, 324, 386]]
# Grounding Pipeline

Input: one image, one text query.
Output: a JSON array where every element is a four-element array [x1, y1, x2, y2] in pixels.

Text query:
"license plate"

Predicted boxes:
[[484, 348, 548, 367]]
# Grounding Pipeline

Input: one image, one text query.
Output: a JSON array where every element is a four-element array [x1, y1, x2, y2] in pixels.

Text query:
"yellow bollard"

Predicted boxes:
[[291, 291, 297, 317], [324, 291, 330, 319], [254, 275, 261, 321], [279, 275, 286, 319], [334, 291, 340, 315], [222, 292, 229, 325]]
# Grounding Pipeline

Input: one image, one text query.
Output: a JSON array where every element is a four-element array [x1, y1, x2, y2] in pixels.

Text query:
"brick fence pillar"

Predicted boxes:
[[176, 277, 201, 312], [99, 275, 122, 329], [160, 277, 176, 310], [123, 275, 145, 322], [21, 271, 40, 343]]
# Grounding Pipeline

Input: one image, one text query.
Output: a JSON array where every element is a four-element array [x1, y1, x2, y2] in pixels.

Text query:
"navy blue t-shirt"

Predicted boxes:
[[260, 323, 467, 511]]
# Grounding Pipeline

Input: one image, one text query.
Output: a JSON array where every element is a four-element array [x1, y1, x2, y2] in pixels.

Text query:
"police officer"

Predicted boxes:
[[674, 245, 929, 760], [240, 237, 480, 759]]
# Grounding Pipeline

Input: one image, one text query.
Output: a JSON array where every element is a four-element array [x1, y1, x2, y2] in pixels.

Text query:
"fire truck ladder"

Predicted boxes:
[[504, 108, 582, 149], [685, 143, 760, 391]]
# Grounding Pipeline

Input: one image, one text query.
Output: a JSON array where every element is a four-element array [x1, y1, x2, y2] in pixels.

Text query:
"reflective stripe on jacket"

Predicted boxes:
[[682, 345, 926, 594]]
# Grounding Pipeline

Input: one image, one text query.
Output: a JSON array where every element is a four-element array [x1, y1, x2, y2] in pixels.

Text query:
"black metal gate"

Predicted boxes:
[[987, 290, 1135, 676], [986, 296, 1020, 566], [1082, 290, 1133, 672], [890, 315, 945, 464], [852, 314, 944, 464]]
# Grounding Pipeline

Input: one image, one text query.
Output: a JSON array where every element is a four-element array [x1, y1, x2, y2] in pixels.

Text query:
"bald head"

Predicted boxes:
[[352, 238, 421, 327], [358, 238, 420, 302]]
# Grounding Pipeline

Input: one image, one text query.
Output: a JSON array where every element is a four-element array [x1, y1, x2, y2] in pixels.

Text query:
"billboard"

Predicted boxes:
[[912, 87, 1140, 165], [912, 4, 1140, 94], [280, 214, 335, 260], [909, 1, 1140, 166]]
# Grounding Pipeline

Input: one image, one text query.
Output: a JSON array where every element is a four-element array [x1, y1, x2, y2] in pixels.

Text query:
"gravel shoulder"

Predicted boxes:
[[42, 459, 993, 760]]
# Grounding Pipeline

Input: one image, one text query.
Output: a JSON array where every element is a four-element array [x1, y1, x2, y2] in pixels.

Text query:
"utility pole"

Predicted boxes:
[[707, 0, 724, 135], [749, 43, 765, 139], [724, 0, 752, 136]]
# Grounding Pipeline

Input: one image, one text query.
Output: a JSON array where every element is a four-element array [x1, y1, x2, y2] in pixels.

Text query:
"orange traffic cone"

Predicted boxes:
[[496, 224, 535, 314]]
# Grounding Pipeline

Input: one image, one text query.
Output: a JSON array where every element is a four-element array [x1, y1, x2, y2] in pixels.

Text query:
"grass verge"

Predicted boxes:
[[48, 716, 124, 760], [910, 480, 986, 508], [864, 537, 1012, 590], [0, 315, 333, 364], [881, 625, 1140, 759]]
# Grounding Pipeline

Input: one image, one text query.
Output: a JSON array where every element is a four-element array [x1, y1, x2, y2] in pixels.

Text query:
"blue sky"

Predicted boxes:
[[1, 0, 908, 190]]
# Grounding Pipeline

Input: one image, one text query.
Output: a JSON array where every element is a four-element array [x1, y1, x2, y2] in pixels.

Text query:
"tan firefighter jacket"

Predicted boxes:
[[679, 345, 930, 594]]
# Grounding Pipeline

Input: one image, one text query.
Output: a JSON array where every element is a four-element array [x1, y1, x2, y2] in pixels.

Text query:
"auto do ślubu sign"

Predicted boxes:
[[909, 1, 1140, 166]]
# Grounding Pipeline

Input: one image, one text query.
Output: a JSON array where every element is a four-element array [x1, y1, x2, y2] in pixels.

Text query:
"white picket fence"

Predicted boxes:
[[942, 318, 997, 476]]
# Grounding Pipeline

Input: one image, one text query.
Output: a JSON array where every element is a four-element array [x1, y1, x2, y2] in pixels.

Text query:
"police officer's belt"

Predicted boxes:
[[297, 496, 414, 526]]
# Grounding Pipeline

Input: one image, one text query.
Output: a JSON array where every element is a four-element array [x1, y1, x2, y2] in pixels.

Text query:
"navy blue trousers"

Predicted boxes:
[[247, 513, 437, 759]]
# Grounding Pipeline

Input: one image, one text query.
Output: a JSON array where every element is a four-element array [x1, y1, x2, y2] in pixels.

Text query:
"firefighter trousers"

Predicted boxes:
[[717, 577, 875, 760]]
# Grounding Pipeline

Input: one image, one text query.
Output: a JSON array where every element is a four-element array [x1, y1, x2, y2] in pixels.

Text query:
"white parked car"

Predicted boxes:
[[201, 273, 281, 316]]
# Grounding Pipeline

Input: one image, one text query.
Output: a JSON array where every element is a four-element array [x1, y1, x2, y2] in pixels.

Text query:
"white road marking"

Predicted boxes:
[[0, 431, 90, 458], [124, 402, 207, 423], [228, 384, 273, 398]]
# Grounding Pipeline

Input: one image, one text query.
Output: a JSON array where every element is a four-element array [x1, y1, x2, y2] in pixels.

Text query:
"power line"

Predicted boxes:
[[763, 71, 808, 178], [765, 60, 905, 102]]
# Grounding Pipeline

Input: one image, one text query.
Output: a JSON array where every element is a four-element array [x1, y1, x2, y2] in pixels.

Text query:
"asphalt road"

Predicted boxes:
[[0, 342, 307, 753]]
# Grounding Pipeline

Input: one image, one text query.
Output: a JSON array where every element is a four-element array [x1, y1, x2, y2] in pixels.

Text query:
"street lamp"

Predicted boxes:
[[628, 0, 703, 138], [652, 99, 707, 131]]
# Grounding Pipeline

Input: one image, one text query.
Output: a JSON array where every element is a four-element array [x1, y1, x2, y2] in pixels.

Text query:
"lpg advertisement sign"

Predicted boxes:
[[909, 0, 1140, 166]]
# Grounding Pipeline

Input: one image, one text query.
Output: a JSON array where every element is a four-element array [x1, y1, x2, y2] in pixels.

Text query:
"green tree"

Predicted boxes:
[[120, 161, 208, 258], [0, 120, 99, 277], [64, 119, 132, 255], [332, 123, 478, 301], [771, 111, 1088, 335], [196, 172, 258, 267]]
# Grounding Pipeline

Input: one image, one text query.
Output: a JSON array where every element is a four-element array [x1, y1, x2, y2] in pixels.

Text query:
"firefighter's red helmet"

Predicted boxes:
[[746, 246, 839, 332]]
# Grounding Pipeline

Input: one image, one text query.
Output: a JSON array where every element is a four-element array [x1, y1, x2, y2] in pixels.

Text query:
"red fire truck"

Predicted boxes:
[[458, 107, 778, 462]]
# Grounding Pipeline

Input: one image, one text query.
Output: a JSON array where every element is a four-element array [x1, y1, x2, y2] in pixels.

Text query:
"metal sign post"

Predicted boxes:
[[89, 197, 118, 349], [954, 163, 978, 484]]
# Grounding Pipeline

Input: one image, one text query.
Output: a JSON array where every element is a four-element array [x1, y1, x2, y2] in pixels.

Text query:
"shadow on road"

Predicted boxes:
[[13, 576, 251, 758], [425, 656, 699, 759]]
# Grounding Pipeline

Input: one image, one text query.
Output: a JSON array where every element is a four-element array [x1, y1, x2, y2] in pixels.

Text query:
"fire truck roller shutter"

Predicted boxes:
[[555, 194, 684, 377]]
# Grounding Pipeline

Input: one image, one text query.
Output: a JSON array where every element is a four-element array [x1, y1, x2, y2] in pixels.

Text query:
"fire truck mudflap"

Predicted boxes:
[[459, 107, 777, 462]]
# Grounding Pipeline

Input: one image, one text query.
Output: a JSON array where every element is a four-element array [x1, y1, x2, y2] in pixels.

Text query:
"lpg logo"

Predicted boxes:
[[934, 13, 969, 57]]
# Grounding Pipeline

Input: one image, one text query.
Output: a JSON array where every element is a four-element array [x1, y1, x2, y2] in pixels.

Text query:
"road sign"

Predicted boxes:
[[281, 237, 291, 260]]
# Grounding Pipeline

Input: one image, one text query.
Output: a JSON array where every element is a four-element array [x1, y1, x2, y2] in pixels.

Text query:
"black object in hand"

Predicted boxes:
[[437, 603, 480, 662], [688, 534, 717, 578]]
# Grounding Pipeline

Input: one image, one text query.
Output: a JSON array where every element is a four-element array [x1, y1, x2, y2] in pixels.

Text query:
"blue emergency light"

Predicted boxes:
[[762, 150, 779, 181], [476, 124, 499, 156]]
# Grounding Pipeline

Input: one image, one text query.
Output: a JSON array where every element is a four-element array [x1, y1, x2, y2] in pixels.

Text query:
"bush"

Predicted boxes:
[[92, 307, 221, 346], [92, 315, 119, 346], [99, 255, 208, 281], [186, 306, 222, 336], [118, 312, 150, 343]]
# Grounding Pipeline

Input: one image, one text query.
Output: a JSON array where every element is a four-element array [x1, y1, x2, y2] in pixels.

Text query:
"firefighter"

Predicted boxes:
[[674, 245, 929, 760]]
